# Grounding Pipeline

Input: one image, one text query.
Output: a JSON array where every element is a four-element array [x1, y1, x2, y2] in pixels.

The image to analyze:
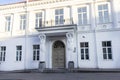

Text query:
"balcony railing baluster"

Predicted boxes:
[[35, 18, 74, 29]]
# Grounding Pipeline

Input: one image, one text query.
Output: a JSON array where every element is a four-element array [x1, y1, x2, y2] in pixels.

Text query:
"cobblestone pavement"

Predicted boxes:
[[0, 72, 120, 80]]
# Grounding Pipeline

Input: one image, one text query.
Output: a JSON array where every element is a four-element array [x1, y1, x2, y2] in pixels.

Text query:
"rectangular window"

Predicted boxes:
[[33, 45, 40, 61], [0, 46, 6, 61], [5, 16, 11, 32], [35, 12, 42, 28], [20, 14, 26, 30], [55, 9, 64, 25], [16, 46, 22, 61], [102, 41, 112, 60], [98, 4, 109, 23], [80, 42, 89, 60], [78, 7, 87, 25]]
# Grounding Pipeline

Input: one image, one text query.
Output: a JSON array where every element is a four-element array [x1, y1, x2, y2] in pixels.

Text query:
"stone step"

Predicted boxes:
[[39, 68, 68, 73], [2, 68, 120, 73]]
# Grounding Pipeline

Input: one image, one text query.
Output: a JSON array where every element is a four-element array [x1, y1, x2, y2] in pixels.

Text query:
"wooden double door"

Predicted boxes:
[[52, 41, 65, 68]]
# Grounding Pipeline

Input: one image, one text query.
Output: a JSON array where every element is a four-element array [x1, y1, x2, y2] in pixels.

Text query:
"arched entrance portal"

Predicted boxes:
[[52, 41, 65, 68]]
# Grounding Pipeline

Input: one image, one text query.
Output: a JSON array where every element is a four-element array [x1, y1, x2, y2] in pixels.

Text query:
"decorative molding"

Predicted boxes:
[[0, 0, 71, 10], [39, 33, 46, 44], [66, 32, 74, 51]]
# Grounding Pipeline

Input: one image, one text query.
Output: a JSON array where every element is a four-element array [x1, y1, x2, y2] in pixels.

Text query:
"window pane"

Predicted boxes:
[[16, 56, 18, 61], [83, 13, 87, 24], [36, 45, 40, 49], [108, 54, 112, 59], [98, 5, 102, 10], [85, 42, 88, 47], [60, 9, 63, 14], [103, 48, 106, 53], [82, 7, 86, 12], [99, 12, 103, 23], [78, 8, 82, 13], [17, 46, 22, 50], [37, 51, 39, 55], [81, 54, 84, 60], [78, 14, 82, 25], [102, 42, 106, 47], [19, 56, 21, 61], [80, 43, 84, 47], [3, 57, 5, 61], [39, 19, 42, 27], [103, 54, 107, 59], [85, 49, 88, 53], [60, 16, 64, 24], [104, 11, 109, 22], [33, 56, 35, 60], [103, 4, 108, 9], [108, 48, 112, 53], [37, 56, 39, 60], [55, 16, 59, 25], [107, 41, 111, 47], [86, 54, 89, 60], [81, 49, 84, 53]]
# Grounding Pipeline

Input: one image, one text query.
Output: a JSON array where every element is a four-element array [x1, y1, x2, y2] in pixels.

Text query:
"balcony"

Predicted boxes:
[[35, 18, 76, 31]]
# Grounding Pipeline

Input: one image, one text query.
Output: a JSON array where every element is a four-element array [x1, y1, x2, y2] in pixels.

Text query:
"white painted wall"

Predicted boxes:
[[96, 31, 120, 68], [0, 0, 120, 71]]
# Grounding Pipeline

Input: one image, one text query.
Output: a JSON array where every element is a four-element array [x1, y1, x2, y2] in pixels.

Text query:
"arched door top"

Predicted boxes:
[[53, 41, 65, 48]]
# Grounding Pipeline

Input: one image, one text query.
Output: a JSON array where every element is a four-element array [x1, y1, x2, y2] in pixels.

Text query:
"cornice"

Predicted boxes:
[[77, 28, 120, 34], [0, 3, 26, 11], [0, 0, 71, 11]]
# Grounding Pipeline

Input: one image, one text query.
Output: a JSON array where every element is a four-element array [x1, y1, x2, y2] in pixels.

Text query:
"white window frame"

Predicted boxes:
[[0, 46, 6, 62], [20, 14, 26, 30], [77, 5, 90, 26], [33, 45, 40, 61], [96, 2, 112, 24], [5, 16, 11, 32], [55, 8, 64, 25], [16, 46, 22, 61], [102, 41, 112, 60], [80, 42, 89, 60], [35, 12, 43, 28]]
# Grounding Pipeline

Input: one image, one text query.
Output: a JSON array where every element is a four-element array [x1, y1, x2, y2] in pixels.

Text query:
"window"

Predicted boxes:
[[102, 41, 112, 60], [78, 7, 88, 25], [80, 42, 89, 60], [0, 46, 6, 61], [55, 9, 64, 25], [98, 4, 109, 23], [35, 12, 42, 28], [16, 46, 22, 61], [5, 16, 11, 32], [33, 45, 40, 61], [20, 14, 26, 30]]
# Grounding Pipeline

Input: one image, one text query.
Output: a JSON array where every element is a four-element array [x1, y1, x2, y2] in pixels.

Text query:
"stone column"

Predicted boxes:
[[66, 32, 75, 68], [39, 33, 46, 70]]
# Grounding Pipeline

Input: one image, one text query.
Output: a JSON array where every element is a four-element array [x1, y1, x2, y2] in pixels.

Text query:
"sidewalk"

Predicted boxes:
[[1, 68, 120, 73]]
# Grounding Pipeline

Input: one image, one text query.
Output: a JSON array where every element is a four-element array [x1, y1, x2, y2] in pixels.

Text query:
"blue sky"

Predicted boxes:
[[0, 0, 24, 5]]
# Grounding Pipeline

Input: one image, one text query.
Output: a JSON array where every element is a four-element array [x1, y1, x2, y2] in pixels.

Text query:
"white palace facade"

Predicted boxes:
[[0, 0, 120, 71]]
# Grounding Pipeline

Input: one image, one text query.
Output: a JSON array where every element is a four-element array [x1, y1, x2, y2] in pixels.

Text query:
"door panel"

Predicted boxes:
[[52, 41, 65, 68]]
